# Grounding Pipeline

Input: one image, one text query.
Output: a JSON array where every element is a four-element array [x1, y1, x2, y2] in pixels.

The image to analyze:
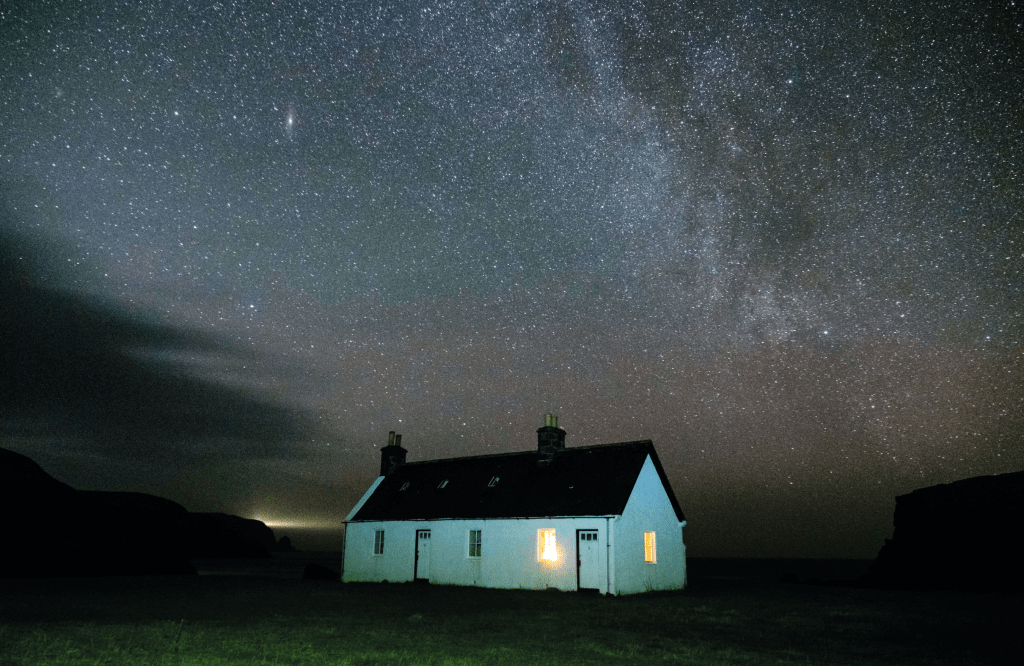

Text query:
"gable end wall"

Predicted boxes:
[[613, 455, 687, 594]]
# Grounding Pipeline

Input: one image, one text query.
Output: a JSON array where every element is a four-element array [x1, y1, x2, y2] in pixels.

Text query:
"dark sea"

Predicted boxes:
[[687, 557, 874, 586], [191, 551, 344, 578], [191, 552, 872, 585]]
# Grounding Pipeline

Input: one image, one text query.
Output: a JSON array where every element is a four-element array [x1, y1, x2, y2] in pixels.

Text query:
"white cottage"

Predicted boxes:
[[342, 417, 687, 594]]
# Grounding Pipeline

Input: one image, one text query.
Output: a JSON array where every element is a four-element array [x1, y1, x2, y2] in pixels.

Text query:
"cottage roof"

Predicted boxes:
[[348, 440, 685, 522]]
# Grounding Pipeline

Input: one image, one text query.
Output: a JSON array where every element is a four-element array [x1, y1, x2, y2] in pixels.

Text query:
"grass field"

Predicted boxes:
[[1, 558, 1018, 665]]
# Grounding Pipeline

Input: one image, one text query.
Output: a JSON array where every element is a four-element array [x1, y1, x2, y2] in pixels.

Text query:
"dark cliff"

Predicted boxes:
[[1, 447, 276, 577], [865, 470, 1024, 591]]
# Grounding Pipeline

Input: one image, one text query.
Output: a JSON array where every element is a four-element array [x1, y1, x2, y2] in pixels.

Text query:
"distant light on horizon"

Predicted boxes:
[[253, 514, 341, 530]]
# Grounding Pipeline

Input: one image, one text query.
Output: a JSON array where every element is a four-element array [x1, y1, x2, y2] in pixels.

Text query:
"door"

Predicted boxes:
[[414, 529, 431, 582], [577, 530, 600, 590]]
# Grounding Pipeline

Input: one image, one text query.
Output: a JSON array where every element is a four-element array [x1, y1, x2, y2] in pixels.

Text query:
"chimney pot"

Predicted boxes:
[[537, 414, 566, 463]]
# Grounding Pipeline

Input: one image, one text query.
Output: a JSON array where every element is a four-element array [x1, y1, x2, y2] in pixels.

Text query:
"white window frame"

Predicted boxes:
[[468, 529, 482, 558], [373, 529, 385, 556]]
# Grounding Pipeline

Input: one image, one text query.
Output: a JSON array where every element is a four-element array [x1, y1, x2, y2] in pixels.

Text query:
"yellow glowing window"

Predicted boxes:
[[644, 531, 656, 563], [537, 528, 557, 562]]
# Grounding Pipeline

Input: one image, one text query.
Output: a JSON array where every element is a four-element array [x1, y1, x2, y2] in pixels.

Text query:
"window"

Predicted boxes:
[[537, 528, 557, 562], [374, 529, 385, 555], [469, 530, 482, 557], [399, 482, 410, 491], [644, 531, 656, 563], [437, 479, 449, 489], [488, 476, 499, 487]]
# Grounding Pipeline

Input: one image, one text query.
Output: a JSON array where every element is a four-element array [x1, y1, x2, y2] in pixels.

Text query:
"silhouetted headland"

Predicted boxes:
[[860, 470, 1024, 592], [1, 447, 292, 578], [777, 470, 1024, 592]]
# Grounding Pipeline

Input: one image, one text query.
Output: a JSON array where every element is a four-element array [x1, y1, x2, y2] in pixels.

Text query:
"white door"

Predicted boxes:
[[415, 529, 431, 581], [577, 530, 600, 590]]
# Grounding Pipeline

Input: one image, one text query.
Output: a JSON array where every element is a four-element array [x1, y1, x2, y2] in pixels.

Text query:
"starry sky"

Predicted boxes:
[[2, 0, 1022, 557]]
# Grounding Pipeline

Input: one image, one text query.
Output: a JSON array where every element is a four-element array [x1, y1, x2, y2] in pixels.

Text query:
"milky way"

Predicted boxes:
[[2, 0, 1021, 556]]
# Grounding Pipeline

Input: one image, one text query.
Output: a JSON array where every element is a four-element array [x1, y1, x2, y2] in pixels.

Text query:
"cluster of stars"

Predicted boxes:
[[1, 0, 1021, 556]]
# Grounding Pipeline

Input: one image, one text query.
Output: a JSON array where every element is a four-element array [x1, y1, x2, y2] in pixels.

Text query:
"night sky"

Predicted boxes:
[[2, 0, 1022, 557]]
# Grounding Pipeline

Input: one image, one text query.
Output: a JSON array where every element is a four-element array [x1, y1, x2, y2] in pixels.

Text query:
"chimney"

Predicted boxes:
[[537, 414, 565, 464], [380, 430, 407, 476]]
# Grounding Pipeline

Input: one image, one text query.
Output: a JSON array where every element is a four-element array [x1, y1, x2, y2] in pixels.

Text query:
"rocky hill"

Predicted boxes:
[[1, 447, 290, 577], [864, 470, 1024, 591]]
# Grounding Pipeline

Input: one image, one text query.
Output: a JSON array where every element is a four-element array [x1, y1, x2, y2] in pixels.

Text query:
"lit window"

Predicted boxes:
[[374, 529, 385, 555], [537, 528, 557, 562], [469, 530, 482, 557], [437, 479, 449, 489], [488, 476, 499, 487], [644, 531, 656, 563]]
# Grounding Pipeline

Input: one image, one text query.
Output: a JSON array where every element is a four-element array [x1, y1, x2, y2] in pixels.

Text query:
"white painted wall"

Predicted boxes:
[[342, 520, 420, 583], [612, 455, 688, 594], [343, 517, 612, 592], [424, 518, 613, 591]]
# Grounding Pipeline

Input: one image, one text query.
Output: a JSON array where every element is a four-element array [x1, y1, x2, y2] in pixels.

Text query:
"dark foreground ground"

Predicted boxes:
[[1, 555, 1018, 665]]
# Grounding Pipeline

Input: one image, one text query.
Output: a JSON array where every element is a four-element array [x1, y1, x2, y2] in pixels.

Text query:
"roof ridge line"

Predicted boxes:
[[400, 440, 654, 466]]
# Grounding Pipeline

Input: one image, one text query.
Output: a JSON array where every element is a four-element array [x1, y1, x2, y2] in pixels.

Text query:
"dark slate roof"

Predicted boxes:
[[348, 440, 685, 522]]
